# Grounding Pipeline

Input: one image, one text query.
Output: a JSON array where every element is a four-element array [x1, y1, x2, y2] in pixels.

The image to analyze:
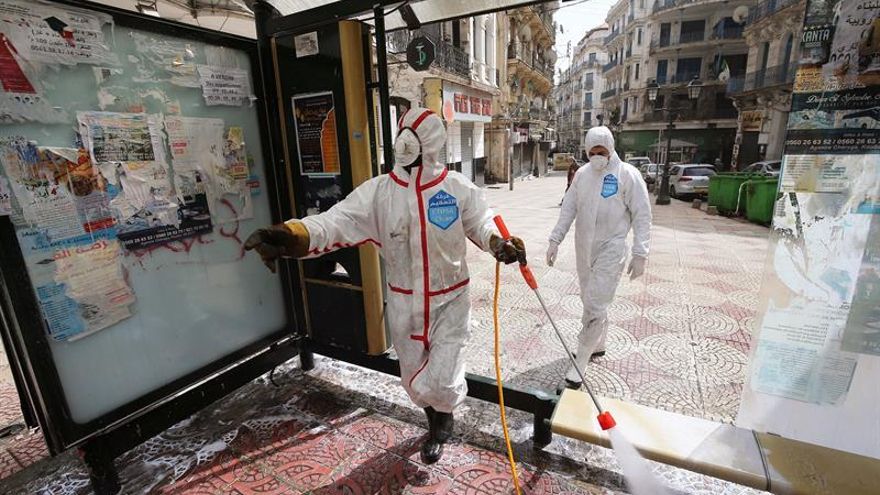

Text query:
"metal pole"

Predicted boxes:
[[656, 108, 674, 205], [374, 5, 394, 174], [509, 119, 514, 191]]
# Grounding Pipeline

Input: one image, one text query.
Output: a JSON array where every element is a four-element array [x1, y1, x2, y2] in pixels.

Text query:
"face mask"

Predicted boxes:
[[394, 128, 422, 168], [590, 155, 610, 169]]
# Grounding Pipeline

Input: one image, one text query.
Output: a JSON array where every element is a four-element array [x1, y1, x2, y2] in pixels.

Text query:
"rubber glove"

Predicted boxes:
[[627, 256, 646, 280], [489, 234, 526, 265], [244, 222, 310, 273], [546, 242, 559, 267]]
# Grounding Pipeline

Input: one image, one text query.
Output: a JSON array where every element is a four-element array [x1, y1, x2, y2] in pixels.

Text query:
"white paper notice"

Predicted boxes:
[[0, 0, 118, 66], [165, 116, 225, 173], [53, 239, 135, 340], [295, 32, 319, 57], [196, 66, 253, 106]]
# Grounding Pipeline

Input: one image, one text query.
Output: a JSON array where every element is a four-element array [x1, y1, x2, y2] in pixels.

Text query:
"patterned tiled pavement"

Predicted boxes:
[[0, 172, 770, 494]]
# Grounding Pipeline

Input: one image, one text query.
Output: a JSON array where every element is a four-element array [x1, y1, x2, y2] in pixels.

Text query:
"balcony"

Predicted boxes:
[[601, 88, 619, 99], [643, 104, 737, 122], [605, 31, 621, 44], [653, 0, 707, 14], [507, 43, 554, 84], [678, 31, 705, 44], [727, 63, 799, 94], [603, 61, 619, 73], [747, 0, 801, 25], [653, 72, 704, 85], [712, 26, 744, 40]]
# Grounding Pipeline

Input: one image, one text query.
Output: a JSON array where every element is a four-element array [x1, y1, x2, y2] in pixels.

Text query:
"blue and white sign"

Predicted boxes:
[[601, 174, 618, 198], [427, 190, 459, 230]]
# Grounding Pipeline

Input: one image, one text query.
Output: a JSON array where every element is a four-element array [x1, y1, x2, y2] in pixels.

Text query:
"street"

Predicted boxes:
[[0, 172, 770, 494]]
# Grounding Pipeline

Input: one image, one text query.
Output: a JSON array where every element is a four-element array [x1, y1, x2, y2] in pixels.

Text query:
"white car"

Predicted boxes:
[[742, 160, 781, 177], [668, 164, 716, 198]]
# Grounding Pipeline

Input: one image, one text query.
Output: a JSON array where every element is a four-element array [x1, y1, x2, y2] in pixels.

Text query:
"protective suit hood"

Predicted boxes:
[[585, 126, 622, 168], [394, 107, 447, 174]]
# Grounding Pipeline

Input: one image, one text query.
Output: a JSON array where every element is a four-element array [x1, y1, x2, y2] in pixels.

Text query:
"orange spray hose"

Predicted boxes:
[[493, 260, 522, 495]]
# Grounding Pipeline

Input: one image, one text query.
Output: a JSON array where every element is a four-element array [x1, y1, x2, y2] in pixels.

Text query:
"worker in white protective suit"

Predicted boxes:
[[546, 126, 652, 390], [244, 108, 526, 464]]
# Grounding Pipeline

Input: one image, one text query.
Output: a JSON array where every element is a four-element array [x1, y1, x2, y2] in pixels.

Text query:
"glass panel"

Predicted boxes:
[[683, 167, 716, 176], [0, 5, 286, 423]]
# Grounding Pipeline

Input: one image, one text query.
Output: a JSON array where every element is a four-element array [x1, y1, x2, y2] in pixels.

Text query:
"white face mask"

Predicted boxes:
[[394, 128, 421, 167], [590, 155, 610, 169]]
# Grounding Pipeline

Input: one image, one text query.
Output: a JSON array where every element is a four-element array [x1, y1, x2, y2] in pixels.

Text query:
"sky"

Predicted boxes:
[[551, 0, 618, 74]]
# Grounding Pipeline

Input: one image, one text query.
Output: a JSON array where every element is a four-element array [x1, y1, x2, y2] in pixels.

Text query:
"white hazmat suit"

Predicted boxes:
[[548, 127, 652, 383], [293, 108, 499, 413]]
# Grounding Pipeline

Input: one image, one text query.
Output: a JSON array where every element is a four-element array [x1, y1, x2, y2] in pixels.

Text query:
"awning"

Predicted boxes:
[[266, 0, 550, 33]]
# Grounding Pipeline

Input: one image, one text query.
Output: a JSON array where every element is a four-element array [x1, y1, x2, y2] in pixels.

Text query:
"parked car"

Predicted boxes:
[[641, 163, 662, 184], [742, 160, 782, 177], [628, 156, 652, 169], [668, 164, 716, 198]]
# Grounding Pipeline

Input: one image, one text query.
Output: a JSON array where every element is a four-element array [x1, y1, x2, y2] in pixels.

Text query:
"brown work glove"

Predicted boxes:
[[244, 222, 310, 273], [489, 234, 527, 265]]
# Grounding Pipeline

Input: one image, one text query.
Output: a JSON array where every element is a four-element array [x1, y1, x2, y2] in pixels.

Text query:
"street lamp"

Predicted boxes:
[[647, 76, 703, 205]]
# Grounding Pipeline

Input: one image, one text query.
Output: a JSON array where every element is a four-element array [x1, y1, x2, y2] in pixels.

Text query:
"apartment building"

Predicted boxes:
[[487, 3, 558, 182], [599, 0, 751, 165], [556, 26, 608, 158], [727, 0, 805, 167]]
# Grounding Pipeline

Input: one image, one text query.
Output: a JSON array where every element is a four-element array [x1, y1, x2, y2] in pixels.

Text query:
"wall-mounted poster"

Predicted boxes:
[[292, 91, 341, 176]]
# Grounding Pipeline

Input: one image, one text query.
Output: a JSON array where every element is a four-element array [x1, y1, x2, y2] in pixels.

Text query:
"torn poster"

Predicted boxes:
[[0, 175, 11, 215], [0, 0, 118, 66], [77, 112, 211, 249], [130, 32, 199, 88], [16, 227, 134, 341], [843, 216, 880, 356], [223, 127, 249, 180], [0, 33, 67, 123], [165, 116, 224, 174], [0, 139, 116, 241], [197, 65, 253, 106]]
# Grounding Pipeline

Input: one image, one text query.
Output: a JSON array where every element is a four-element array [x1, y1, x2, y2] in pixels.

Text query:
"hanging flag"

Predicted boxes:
[[718, 58, 731, 82]]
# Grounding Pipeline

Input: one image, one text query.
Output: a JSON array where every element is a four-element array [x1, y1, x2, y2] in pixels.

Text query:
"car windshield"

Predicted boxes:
[[768, 162, 781, 171], [683, 167, 716, 176]]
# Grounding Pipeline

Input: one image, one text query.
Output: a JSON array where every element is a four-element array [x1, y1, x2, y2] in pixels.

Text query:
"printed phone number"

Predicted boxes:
[[785, 138, 879, 146]]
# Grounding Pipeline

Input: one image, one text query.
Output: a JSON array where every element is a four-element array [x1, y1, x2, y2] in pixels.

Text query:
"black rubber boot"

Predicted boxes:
[[420, 409, 453, 464]]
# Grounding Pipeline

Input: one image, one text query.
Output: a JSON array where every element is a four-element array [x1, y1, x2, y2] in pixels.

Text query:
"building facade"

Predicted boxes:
[[726, 0, 805, 168], [385, 15, 503, 185], [486, 3, 558, 183], [555, 26, 608, 158], [597, 0, 751, 166]]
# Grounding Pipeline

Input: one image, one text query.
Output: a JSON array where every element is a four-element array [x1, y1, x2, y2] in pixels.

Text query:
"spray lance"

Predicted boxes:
[[493, 215, 616, 431]]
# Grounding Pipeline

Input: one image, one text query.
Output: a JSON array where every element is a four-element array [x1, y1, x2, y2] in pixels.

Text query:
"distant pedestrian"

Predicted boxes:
[[560, 157, 580, 205]]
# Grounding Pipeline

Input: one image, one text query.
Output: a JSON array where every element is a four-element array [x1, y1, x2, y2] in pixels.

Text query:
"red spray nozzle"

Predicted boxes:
[[597, 411, 616, 431]]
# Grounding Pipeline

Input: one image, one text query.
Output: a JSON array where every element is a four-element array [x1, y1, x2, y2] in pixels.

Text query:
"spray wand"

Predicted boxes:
[[493, 215, 616, 431]]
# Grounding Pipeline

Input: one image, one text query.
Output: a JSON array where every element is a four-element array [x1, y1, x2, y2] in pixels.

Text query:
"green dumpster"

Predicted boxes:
[[745, 178, 779, 226], [709, 173, 760, 215]]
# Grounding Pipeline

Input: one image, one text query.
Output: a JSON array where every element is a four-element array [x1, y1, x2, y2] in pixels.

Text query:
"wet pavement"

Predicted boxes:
[[0, 172, 770, 494]]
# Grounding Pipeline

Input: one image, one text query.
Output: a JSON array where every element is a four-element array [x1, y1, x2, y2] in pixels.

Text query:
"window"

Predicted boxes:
[[589, 52, 596, 63], [656, 59, 668, 84], [637, 29, 643, 46], [677, 57, 702, 81], [635, 63, 640, 80], [584, 112, 592, 125], [782, 33, 794, 71], [584, 93, 592, 108], [640, 0, 645, 8], [683, 166, 717, 176]]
